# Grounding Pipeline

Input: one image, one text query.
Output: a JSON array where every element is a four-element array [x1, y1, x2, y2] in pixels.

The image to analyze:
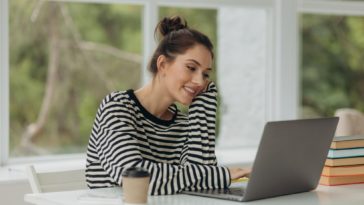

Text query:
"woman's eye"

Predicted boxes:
[[187, 66, 196, 71], [203, 73, 210, 79]]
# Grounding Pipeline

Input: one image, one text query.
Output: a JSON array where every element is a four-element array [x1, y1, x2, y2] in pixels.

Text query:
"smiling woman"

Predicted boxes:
[[85, 16, 250, 195], [150, 44, 212, 106]]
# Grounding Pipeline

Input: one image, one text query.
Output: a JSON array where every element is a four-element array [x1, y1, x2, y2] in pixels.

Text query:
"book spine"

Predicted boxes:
[[328, 147, 364, 159], [320, 181, 364, 186]]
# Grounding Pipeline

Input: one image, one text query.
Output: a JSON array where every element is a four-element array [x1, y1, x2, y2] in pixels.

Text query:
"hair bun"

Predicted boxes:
[[157, 16, 188, 37]]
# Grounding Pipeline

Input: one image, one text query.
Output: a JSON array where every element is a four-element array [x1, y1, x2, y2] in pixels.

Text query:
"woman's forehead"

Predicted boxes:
[[176, 45, 213, 68]]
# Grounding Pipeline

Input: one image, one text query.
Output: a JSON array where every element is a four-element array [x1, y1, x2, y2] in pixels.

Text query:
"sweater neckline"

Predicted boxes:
[[126, 89, 178, 126]]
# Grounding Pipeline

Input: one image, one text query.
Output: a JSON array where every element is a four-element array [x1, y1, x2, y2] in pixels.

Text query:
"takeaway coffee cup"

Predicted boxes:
[[122, 167, 150, 205]]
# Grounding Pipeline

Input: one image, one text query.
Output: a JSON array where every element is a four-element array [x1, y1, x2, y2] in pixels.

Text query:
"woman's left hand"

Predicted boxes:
[[198, 80, 211, 95], [228, 167, 252, 180]]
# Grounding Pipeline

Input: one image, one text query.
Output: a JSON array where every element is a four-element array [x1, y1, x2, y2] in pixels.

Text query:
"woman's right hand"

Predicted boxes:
[[228, 167, 251, 180]]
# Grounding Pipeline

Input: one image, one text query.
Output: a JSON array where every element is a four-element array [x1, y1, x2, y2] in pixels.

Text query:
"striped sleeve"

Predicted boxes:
[[183, 82, 220, 166], [94, 95, 230, 195]]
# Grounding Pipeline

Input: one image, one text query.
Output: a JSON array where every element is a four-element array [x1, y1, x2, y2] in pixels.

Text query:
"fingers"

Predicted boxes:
[[243, 167, 252, 177], [200, 81, 210, 94], [204, 81, 211, 91], [239, 168, 250, 178], [228, 167, 252, 180]]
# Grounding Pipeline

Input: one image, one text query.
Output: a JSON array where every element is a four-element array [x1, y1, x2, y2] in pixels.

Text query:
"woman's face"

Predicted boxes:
[[159, 44, 213, 105]]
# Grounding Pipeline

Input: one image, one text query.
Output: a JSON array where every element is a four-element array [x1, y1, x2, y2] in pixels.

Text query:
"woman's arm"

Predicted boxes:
[[183, 82, 251, 180], [94, 95, 231, 195], [182, 82, 219, 166]]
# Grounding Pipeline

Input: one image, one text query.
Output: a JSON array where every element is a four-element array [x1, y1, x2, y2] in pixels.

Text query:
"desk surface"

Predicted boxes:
[[24, 184, 364, 205]]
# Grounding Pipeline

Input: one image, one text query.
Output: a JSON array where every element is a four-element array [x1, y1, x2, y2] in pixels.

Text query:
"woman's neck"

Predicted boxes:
[[134, 80, 174, 120]]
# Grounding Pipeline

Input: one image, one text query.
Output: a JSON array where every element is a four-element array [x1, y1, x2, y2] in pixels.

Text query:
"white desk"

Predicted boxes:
[[24, 184, 364, 205]]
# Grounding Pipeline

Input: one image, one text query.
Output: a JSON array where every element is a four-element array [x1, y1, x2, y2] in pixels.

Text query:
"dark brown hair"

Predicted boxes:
[[148, 16, 214, 75]]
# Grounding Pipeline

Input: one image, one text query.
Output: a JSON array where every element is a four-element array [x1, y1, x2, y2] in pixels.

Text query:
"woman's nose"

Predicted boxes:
[[192, 73, 204, 86]]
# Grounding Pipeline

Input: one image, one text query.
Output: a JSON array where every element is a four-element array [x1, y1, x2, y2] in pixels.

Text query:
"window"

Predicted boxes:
[[9, 1, 143, 157], [6, 0, 363, 165], [299, 1, 364, 119], [2, 0, 282, 164], [300, 14, 364, 118]]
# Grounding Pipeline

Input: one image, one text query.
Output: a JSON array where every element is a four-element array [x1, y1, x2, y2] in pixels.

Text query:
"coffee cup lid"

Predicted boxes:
[[122, 167, 150, 178]]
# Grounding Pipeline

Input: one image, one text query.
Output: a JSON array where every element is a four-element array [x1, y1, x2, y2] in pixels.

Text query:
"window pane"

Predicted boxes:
[[9, 1, 142, 157], [217, 7, 267, 148], [300, 14, 364, 118]]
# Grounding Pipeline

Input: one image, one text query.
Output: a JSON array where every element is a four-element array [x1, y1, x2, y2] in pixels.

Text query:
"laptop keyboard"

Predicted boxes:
[[182, 187, 246, 201], [220, 187, 245, 195], [193, 187, 245, 196]]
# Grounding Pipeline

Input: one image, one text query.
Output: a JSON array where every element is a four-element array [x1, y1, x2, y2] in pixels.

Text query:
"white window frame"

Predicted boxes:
[[298, 0, 364, 16], [1, 0, 10, 166], [1, 0, 299, 166]]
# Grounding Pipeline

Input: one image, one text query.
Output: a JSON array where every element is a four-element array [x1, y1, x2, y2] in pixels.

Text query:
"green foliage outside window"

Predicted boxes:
[[9, 1, 364, 158], [300, 14, 364, 118], [9, 1, 142, 156]]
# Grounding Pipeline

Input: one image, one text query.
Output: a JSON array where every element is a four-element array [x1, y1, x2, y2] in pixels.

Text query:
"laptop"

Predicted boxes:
[[182, 117, 339, 202]]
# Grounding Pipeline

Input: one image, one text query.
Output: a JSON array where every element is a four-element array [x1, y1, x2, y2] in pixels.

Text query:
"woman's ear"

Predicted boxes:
[[156, 55, 168, 75]]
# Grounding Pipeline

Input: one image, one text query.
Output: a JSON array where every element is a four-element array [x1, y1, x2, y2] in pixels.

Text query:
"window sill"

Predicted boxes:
[[0, 158, 86, 185]]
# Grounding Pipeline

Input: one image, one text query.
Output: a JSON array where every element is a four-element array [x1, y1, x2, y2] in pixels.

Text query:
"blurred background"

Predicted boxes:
[[6, 0, 364, 159]]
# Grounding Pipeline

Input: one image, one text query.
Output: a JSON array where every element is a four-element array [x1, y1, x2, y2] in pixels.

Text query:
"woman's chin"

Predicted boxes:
[[177, 97, 193, 106]]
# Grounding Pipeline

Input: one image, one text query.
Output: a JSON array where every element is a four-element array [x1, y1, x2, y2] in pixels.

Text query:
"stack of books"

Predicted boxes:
[[320, 135, 364, 186]]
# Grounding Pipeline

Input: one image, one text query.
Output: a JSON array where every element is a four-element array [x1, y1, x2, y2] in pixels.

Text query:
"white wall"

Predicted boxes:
[[0, 180, 32, 205]]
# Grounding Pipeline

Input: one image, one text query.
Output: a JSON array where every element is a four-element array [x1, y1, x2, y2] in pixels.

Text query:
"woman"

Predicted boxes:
[[86, 16, 250, 195]]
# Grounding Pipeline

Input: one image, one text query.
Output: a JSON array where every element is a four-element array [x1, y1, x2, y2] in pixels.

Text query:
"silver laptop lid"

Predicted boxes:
[[243, 117, 338, 201]]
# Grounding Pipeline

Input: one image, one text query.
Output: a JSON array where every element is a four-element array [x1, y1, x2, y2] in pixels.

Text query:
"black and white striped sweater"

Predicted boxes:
[[85, 82, 231, 195]]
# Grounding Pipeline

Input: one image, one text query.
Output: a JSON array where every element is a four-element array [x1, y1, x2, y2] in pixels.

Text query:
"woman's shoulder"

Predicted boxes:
[[99, 90, 135, 110], [101, 90, 125, 102], [97, 90, 140, 123]]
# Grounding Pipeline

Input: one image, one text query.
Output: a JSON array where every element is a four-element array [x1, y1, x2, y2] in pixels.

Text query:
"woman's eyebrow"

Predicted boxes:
[[186, 59, 212, 70]]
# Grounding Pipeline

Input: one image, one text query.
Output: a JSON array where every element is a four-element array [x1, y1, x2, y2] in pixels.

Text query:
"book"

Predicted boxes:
[[331, 135, 364, 149], [327, 147, 364, 159], [320, 174, 364, 186], [322, 165, 364, 176], [325, 157, 364, 166]]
